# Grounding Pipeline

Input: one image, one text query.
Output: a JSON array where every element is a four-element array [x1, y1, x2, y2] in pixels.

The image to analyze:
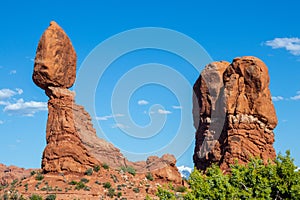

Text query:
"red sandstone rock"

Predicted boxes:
[[32, 21, 182, 183], [193, 56, 277, 171], [33, 21, 76, 90]]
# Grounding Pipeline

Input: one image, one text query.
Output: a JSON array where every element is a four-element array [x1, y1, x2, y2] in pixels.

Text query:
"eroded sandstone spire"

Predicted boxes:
[[33, 22, 182, 182], [33, 21, 99, 173], [193, 56, 277, 171]]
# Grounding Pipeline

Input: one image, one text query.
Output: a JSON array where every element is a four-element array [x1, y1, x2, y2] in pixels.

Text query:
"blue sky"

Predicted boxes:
[[0, 1, 299, 169]]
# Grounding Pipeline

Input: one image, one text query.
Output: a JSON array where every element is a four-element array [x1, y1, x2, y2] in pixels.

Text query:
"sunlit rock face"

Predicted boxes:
[[193, 56, 277, 171]]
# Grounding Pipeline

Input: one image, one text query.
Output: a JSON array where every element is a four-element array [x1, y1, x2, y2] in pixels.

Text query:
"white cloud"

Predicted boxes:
[[177, 165, 193, 179], [16, 88, 23, 95], [272, 96, 284, 101], [138, 100, 149, 105], [0, 88, 23, 100], [0, 120, 3, 124], [291, 91, 300, 100], [0, 89, 17, 99], [172, 105, 182, 109], [158, 109, 172, 115], [265, 37, 300, 56], [3, 98, 47, 116], [111, 123, 129, 129], [9, 70, 17, 74], [96, 113, 124, 121], [0, 101, 9, 105]]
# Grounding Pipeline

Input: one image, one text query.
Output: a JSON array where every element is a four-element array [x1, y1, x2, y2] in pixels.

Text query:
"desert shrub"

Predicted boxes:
[[95, 180, 101, 185], [107, 188, 115, 198], [126, 166, 136, 176], [45, 194, 56, 200], [80, 178, 89, 183], [75, 182, 86, 190], [11, 179, 18, 186], [35, 173, 44, 181], [102, 163, 109, 170], [120, 166, 136, 176], [30, 171, 36, 176], [156, 186, 175, 200], [84, 168, 93, 176], [175, 185, 187, 193], [29, 194, 42, 200], [146, 172, 154, 181], [94, 165, 101, 172], [133, 187, 140, 193], [145, 195, 153, 200], [69, 180, 77, 185], [103, 182, 112, 189], [117, 192, 122, 197]]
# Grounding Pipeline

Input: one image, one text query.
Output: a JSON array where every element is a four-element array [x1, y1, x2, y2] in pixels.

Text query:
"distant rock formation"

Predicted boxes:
[[0, 164, 33, 186], [33, 21, 181, 183], [193, 56, 277, 171]]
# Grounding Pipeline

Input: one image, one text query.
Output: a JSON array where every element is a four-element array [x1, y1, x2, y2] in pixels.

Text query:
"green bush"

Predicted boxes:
[[69, 180, 77, 185], [183, 151, 300, 200], [94, 165, 101, 172], [107, 188, 115, 198], [102, 163, 109, 170], [156, 186, 175, 200], [103, 182, 112, 189], [146, 172, 154, 181], [35, 173, 44, 181], [133, 187, 140, 193], [117, 192, 122, 197], [29, 194, 42, 200], [120, 166, 136, 176], [30, 171, 36, 176], [80, 178, 89, 183], [75, 182, 86, 190], [45, 194, 56, 200], [175, 185, 187, 193], [84, 168, 93, 176]]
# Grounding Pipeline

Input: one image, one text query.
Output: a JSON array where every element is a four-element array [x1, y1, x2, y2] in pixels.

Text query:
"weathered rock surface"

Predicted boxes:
[[0, 164, 33, 186], [33, 21, 182, 183], [42, 87, 99, 173], [193, 56, 277, 171], [33, 21, 76, 90]]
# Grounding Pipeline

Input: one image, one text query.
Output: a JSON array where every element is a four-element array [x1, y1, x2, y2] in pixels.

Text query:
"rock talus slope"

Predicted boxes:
[[193, 56, 277, 171]]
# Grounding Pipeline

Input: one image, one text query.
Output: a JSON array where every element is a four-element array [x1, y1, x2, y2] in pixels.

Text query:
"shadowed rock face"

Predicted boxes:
[[33, 21, 181, 182], [193, 56, 278, 171]]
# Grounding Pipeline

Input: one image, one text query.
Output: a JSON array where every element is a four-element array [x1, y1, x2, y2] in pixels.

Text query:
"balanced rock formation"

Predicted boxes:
[[33, 21, 182, 183], [193, 56, 277, 171], [33, 22, 100, 173]]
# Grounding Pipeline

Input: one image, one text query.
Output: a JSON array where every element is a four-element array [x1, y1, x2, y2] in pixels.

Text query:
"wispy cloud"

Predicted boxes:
[[138, 100, 149, 105], [3, 98, 47, 117], [272, 96, 284, 101], [9, 70, 17, 75], [0, 88, 21, 99], [0, 120, 3, 124], [265, 37, 300, 56], [158, 109, 172, 115], [111, 123, 129, 129], [172, 105, 182, 109], [96, 113, 124, 121], [291, 91, 300, 100]]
